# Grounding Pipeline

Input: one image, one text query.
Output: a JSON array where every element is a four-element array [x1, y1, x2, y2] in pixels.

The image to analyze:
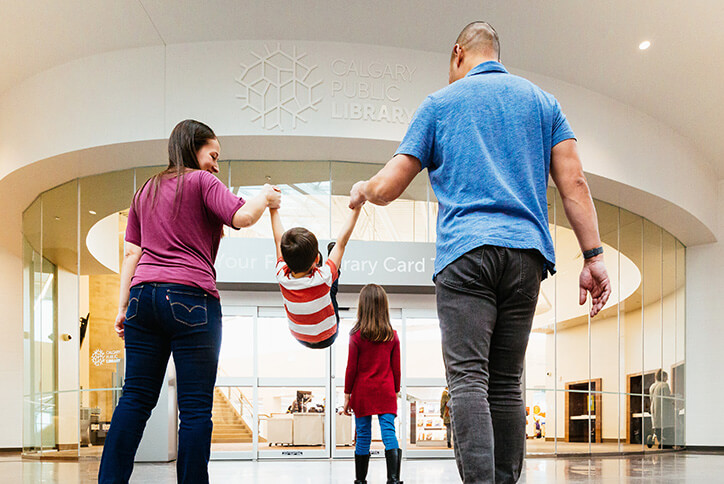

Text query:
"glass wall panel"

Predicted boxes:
[[80, 390, 117, 458], [258, 386, 327, 453], [642, 220, 662, 453], [19, 160, 687, 459], [619, 210, 644, 451], [333, 385, 359, 451], [406, 387, 449, 451], [659, 231, 678, 450], [331, 161, 429, 242], [23, 196, 43, 454], [405, 317, 444, 380], [218, 314, 254, 378], [257, 314, 325, 378], [211, 386, 254, 452], [43, 180, 80, 456], [589, 200, 619, 453], [552, 187, 595, 453], [524, 390, 553, 454], [527, 187, 556, 455], [79, 169, 135, 457], [229, 161, 331, 239]]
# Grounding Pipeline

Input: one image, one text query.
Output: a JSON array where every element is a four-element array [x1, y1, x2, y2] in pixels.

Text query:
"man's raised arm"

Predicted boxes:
[[349, 154, 421, 208]]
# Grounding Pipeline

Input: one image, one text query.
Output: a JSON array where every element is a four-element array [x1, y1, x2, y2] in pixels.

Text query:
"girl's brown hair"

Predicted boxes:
[[350, 284, 394, 342]]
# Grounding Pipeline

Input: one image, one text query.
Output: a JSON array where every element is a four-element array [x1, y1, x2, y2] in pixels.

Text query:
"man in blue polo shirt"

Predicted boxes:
[[349, 22, 611, 484]]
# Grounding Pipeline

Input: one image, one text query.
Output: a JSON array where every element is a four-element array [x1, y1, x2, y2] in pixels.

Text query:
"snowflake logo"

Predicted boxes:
[[91, 349, 106, 366], [236, 44, 323, 131]]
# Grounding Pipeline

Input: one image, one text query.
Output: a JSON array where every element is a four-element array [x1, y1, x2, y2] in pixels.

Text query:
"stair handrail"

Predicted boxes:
[[216, 369, 255, 431]]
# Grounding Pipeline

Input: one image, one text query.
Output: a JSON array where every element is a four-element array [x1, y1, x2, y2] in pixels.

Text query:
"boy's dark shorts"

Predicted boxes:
[[298, 323, 339, 349]]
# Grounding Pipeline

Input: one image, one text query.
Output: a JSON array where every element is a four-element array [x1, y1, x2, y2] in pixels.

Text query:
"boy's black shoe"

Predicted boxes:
[[354, 453, 370, 484], [327, 241, 336, 256]]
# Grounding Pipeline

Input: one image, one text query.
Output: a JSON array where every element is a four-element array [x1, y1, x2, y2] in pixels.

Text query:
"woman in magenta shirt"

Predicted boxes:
[[344, 284, 403, 484], [99, 120, 280, 484]]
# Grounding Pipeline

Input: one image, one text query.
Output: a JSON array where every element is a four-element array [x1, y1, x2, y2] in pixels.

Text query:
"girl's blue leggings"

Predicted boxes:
[[355, 413, 399, 455]]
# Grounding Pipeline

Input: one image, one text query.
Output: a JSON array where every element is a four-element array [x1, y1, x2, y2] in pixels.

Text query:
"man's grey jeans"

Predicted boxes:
[[436, 245, 544, 484]]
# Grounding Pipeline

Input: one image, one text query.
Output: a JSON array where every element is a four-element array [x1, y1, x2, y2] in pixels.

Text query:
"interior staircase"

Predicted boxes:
[[211, 388, 261, 443]]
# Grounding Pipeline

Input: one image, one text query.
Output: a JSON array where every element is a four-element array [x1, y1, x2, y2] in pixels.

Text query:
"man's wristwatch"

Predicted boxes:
[[583, 246, 604, 259]]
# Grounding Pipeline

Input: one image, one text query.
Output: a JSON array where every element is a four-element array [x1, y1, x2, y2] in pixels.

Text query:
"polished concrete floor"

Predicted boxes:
[[1, 452, 721, 483]]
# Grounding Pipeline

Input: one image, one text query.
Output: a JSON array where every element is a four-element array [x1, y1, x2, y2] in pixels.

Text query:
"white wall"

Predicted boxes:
[[0, 41, 716, 244], [0, 243, 22, 448], [686, 180, 724, 446]]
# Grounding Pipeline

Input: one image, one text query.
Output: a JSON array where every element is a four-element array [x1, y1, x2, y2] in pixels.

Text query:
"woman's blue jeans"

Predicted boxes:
[[355, 413, 399, 455], [98, 283, 222, 484]]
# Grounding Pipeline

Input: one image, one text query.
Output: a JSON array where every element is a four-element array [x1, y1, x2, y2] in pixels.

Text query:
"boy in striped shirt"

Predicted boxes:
[[270, 205, 362, 349]]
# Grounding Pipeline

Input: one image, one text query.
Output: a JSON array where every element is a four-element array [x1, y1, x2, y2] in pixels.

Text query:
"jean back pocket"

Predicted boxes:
[[167, 289, 208, 327], [126, 286, 142, 321]]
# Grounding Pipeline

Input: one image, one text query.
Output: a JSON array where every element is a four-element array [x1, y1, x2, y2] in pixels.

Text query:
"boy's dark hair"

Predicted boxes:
[[281, 227, 318, 273]]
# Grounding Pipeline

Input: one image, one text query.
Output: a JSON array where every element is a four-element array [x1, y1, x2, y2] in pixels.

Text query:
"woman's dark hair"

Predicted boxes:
[[350, 284, 394, 343], [133, 119, 217, 215]]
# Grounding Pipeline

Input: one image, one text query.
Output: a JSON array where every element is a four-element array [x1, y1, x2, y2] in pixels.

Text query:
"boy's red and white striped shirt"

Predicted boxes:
[[275, 258, 339, 344]]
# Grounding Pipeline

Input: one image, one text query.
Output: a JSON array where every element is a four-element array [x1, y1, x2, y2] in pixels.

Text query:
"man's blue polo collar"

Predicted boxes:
[[465, 61, 508, 77]]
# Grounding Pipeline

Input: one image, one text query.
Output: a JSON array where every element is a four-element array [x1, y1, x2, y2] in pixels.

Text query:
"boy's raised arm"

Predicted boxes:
[[328, 205, 362, 269], [270, 208, 284, 260]]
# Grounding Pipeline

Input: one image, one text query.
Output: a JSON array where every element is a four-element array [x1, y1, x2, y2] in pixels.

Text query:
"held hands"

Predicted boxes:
[[115, 308, 126, 340], [579, 255, 611, 317], [349, 181, 367, 209], [263, 184, 282, 209]]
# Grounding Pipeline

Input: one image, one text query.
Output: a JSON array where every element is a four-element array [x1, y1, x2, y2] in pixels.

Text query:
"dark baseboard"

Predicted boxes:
[[542, 438, 619, 443], [0, 447, 22, 453], [685, 446, 724, 454]]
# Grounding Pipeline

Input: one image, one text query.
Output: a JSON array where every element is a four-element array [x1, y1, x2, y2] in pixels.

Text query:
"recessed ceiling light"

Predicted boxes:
[[89, 210, 97, 215], [639, 41, 651, 51], [54, 216, 61, 221]]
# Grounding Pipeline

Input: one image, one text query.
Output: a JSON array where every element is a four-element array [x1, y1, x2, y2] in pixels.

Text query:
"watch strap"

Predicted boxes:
[[583, 246, 604, 259]]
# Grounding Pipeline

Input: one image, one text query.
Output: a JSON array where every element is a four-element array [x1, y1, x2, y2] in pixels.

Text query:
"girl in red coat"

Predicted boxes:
[[344, 284, 403, 484]]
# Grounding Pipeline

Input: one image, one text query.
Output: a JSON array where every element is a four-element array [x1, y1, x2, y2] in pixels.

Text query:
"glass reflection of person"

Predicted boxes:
[[650, 369, 675, 449], [98, 120, 281, 484]]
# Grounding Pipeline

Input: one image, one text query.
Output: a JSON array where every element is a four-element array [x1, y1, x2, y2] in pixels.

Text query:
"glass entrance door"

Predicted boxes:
[[212, 306, 256, 460], [212, 305, 451, 461], [256, 307, 331, 459], [402, 310, 454, 459]]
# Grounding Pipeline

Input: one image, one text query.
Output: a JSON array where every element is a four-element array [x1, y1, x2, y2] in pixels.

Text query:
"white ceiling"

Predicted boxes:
[[2, 1, 723, 175]]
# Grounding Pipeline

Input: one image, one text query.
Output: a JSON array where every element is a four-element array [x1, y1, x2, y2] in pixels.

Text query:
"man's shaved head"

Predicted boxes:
[[454, 21, 500, 61]]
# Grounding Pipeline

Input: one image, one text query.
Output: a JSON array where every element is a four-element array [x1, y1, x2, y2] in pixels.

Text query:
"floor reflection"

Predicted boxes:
[[2, 451, 720, 483]]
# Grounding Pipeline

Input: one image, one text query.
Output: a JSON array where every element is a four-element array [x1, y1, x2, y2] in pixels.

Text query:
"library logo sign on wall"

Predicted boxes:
[[236, 44, 323, 131], [91, 349, 122, 366]]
